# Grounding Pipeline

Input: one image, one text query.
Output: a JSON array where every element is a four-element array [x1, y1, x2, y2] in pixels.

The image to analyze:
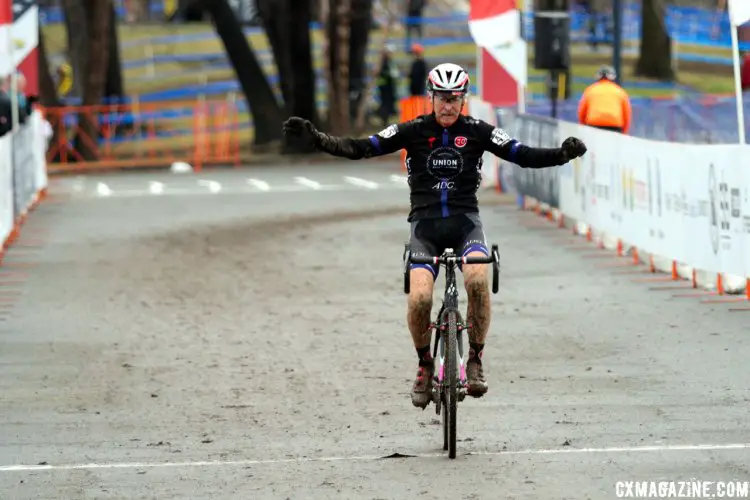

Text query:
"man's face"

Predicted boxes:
[[433, 91, 464, 127]]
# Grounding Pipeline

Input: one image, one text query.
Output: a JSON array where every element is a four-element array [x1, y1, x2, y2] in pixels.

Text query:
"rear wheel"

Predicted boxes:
[[446, 310, 458, 459]]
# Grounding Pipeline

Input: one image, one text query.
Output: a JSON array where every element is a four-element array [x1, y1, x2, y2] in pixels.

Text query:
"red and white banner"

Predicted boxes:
[[0, 0, 38, 94], [469, 0, 520, 45], [468, 0, 527, 110], [0, 0, 11, 78]]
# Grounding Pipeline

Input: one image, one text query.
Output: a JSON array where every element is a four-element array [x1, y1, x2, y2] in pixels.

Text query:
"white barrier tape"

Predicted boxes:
[[498, 104, 749, 301], [0, 110, 48, 260], [0, 132, 12, 251], [522, 190, 750, 302], [557, 121, 749, 298]]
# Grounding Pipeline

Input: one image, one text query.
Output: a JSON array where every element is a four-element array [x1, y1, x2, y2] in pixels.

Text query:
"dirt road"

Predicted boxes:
[[1, 161, 748, 499]]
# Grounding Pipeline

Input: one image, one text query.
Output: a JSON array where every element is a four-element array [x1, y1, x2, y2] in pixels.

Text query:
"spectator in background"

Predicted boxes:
[[408, 43, 427, 97], [56, 61, 74, 98], [376, 45, 399, 125], [741, 51, 750, 91], [405, 0, 427, 53], [0, 80, 11, 137], [0, 72, 39, 137], [578, 65, 632, 134], [12, 72, 29, 123], [581, 0, 612, 51]]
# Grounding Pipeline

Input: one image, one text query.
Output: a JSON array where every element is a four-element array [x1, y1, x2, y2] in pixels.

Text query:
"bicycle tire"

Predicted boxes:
[[435, 322, 448, 451], [442, 391, 448, 450], [446, 310, 458, 459]]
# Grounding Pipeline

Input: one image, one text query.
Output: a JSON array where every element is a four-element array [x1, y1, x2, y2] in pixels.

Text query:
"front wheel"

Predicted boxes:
[[446, 310, 458, 459]]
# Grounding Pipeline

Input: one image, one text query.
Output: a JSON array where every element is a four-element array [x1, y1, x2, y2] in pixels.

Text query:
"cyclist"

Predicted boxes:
[[283, 63, 587, 409]]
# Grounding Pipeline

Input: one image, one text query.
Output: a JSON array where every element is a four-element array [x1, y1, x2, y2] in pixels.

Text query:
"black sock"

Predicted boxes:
[[416, 344, 432, 365], [469, 342, 484, 363]]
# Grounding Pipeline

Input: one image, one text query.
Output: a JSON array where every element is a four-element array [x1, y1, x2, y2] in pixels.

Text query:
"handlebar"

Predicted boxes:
[[407, 244, 499, 266], [408, 254, 496, 266], [403, 244, 501, 295]]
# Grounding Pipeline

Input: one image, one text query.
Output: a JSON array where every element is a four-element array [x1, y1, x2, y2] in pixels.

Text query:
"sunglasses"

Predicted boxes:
[[433, 92, 465, 103]]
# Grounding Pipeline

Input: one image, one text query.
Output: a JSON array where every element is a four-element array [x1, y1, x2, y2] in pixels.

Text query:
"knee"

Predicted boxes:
[[409, 295, 432, 319], [408, 271, 434, 311], [464, 273, 489, 300], [408, 286, 433, 310]]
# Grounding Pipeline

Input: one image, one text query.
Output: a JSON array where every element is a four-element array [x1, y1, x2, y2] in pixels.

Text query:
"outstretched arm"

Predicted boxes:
[[476, 120, 585, 168], [283, 118, 413, 160]]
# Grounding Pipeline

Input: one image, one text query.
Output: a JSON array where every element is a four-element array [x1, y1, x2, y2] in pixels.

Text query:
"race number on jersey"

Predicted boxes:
[[378, 124, 398, 139], [490, 128, 511, 147]]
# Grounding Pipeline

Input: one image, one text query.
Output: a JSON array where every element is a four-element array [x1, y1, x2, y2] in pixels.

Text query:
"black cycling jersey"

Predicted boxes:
[[312, 112, 568, 221]]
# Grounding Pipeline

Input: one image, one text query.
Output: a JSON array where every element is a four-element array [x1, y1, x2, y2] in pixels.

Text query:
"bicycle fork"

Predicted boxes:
[[431, 307, 470, 411]]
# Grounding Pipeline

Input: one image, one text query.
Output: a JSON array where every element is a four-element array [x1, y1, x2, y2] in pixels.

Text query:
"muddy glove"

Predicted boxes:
[[283, 117, 321, 148], [560, 137, 587, 162]]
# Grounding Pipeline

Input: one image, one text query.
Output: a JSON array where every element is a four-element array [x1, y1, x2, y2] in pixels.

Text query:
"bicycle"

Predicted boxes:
[[402, 243, 500, 459]]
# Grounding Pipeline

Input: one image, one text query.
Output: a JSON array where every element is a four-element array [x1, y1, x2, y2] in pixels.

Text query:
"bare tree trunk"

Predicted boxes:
[[354, 0, 394, 131], [75, 0, 112, 161], [258, 0, 319, 153], [287, 0, 318, 128], [348, 0, 372, 126], [257, 0, 294, 109], [38, 21, 62, 108], [105, 2, 125, 102], [336, 0, 351, 134], [61, 0, 88, 100], [202, 0, 284, 146], [320, 0, 332, 129], [327, 0, 351, 135], [38, 20, 64, 162], [635, 0, 675, 80]]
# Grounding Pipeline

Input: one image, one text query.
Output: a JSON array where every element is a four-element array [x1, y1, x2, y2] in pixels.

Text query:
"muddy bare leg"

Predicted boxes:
[[462, 255, 491, 397], [407, 269, 435, 348], [408, 268, 435, 408]]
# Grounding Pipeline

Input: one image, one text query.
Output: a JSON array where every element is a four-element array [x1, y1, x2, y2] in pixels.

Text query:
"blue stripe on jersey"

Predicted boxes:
[[369, 135, 381, 154], [441, 129, 450, 218], [508, 140, 520, 162]]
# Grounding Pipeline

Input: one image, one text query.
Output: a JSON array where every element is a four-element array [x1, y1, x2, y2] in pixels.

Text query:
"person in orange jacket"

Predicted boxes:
[[578, 65, 632, 134]]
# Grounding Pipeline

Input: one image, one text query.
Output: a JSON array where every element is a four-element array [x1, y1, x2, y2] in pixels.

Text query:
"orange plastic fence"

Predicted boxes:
[[42, 100, 242, 173], [397, 95, 470, 169]]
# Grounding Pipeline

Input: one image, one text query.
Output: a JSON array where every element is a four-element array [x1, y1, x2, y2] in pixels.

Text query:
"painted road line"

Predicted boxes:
[[95, 182, 112, 197], [294, 177, 322, 190], [247, 178, 270, 191], [197, 180, 222, 193], [344, 176, 378, 189], [1, 442, 749, 472], [148, 181, 164, 194]]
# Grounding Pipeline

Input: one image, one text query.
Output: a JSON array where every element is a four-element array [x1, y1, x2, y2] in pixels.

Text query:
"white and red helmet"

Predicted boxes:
[[427, 63, 470, 95]]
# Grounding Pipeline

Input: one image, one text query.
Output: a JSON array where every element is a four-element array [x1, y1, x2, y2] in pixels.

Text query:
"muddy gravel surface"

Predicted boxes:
[[1, 162, 749, 499]]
